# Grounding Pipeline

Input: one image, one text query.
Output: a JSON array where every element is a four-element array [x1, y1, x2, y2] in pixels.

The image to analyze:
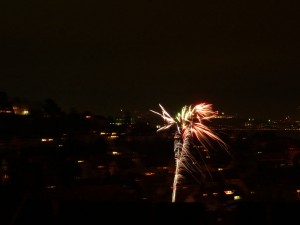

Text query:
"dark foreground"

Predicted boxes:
[[2, 191, 300, 225]]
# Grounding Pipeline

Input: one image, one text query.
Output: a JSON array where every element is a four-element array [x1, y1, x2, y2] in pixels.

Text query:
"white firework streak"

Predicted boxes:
[[150, 103, 228, 202]]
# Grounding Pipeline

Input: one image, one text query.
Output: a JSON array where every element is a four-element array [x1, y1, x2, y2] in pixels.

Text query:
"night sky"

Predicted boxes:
[[1, 0, 299, 119]]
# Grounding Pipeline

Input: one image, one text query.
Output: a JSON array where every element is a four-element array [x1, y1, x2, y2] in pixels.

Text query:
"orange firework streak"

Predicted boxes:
[[150, 103, 228, 202]]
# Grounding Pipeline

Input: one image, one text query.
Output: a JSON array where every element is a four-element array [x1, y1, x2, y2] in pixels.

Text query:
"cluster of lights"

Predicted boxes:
[[144, 172, 155, 176], [200, 189, 241, 201], [12, 106, 30, 115], [0, 109, 14, 114], [100, 131, 119, 139], [215, 112, 234, 119], [112, 151, 121, 155], [41, 138, 54, 142]]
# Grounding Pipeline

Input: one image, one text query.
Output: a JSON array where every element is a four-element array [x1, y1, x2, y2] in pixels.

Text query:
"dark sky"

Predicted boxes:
[[1, 0, 299, 119]]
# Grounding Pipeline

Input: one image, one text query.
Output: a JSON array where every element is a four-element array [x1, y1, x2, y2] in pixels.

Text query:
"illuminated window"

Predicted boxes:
[[234, 195, 241, 200], [22, 110, 29, 115], [41, 138, 54, 142], [112, 151, 121, 155], [224, 190, 234, 195]]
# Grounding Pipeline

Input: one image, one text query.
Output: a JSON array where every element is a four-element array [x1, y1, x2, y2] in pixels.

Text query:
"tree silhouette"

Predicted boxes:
[[42, 98, 64, 117], [0, 91, 13, 113]]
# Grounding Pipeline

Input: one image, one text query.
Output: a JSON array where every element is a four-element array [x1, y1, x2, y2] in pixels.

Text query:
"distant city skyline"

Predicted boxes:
[[1, 90, 299, 122]]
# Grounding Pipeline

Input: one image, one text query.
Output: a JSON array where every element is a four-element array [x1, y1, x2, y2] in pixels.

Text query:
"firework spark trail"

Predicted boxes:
[[150, 103, 228, 202]]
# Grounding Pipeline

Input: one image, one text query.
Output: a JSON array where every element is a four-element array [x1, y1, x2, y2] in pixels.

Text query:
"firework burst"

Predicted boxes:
[[150, 103, 229, 202]]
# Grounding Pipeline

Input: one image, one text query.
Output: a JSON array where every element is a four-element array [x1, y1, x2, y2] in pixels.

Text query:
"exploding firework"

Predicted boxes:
[[150, 103, 229, 202]]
